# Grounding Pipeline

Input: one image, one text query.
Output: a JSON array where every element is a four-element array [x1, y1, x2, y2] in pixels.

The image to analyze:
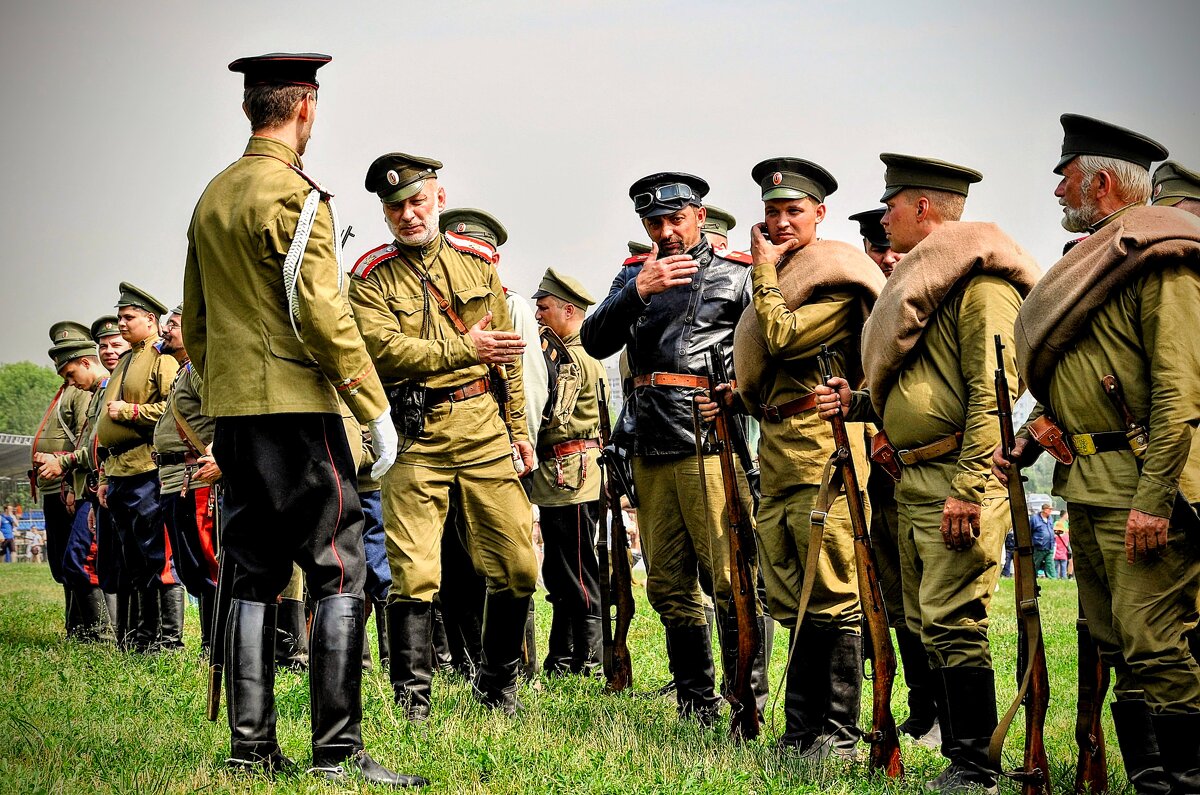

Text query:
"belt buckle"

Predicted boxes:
[[761, 405, 781, 423], [647, 372, 663, 387], [896, 449, 916, 466], [1072, 434, 1097, 456], [150, 451, 159, 465]]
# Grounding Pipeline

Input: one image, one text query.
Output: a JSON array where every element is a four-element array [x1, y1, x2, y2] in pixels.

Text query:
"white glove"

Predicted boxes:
[[369, 410, 399, 480]]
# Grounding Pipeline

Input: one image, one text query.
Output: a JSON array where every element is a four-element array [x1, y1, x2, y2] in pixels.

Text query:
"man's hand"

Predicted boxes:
[[694, 383, 734, 422], [369, 411, 400, 480], [468, 312, 525, 365], [107, 400, 132, 420], [941, 496, 982, 551], [515, 440, 535, 477], [815, 377, 852, 420], [750, 223, 801, 267], [633, 243, 698, 299], [196, 455, 221, 484], [1126, 509, 1169, 564], [87, 505, 96, 532], [39, 458, 63, 480], [97, 484, 108, 509], [990, 437, 1041, 485]]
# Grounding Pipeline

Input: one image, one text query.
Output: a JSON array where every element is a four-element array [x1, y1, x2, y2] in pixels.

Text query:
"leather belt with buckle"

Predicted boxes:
[[537, 438, 601, 461], [761, 392, 818, 423], [1068, 431, 1129, 456], [896, 433, 964, 466], [151, 451, 190, 466], [427, 377, 491, 408], [632, 372, 709, 390]]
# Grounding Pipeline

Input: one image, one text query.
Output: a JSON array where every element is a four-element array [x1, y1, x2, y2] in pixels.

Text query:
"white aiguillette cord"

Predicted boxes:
[[283, 191, 345, 343]]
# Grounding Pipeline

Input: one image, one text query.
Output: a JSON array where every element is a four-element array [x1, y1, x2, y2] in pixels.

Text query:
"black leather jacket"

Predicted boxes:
[[581, 238, 752, 457]]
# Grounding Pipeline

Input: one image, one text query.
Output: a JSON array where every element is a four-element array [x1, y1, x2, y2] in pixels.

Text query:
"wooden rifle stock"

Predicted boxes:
[[817, 345, 903, 777], [704, 347, 761, 741], [597, 380, 634, 693], [991, 335, 1052, 794], [1074, 602, 1109, 793]]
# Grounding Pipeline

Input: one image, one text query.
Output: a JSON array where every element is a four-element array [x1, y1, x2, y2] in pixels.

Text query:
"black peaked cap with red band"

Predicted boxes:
[[228, 53, 331, 89]]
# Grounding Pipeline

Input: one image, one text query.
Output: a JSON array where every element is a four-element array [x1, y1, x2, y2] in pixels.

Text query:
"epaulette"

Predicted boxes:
[[445, 231, 499, 264], [351, 244, 399, 279], [721, 249, 752, 265], [288, 163, 332, 200], [622, 253, 649, 266]]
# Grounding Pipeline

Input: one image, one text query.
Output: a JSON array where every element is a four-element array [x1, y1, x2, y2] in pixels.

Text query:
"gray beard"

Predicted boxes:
[[388, 208, 441, 247]]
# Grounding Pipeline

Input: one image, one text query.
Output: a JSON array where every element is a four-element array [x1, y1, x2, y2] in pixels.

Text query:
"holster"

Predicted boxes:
[[869, 431, 902, 483], [386, 383, 427, 450], [1028, 414, 1075, 465]]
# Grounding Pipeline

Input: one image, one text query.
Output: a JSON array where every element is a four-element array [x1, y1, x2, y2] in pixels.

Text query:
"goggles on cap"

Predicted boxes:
[[633, 183, 700, 213]]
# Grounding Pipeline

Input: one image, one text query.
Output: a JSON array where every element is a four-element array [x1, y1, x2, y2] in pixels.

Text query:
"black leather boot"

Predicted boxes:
[[473, 593, 531, 715], [64, 585, 81, 639], [430, 606, 453, 673], [75, 586, 115, 643], [800, 633, 863, 761], [715, 608, 770, 722], [226, 599, 292, 773], [1111, 698, 1170, 794], [361, 605, 374, 672], [664, 623, 721, 725], [199, 590, 215, 656], [377, 600, 393, 669], [274, 598, 309, 670], [519, 598, 538, 681], [115, 590, 138, 651], [135, 586, 161, 653], [1148, 710, 1199, 795], [308, 594, 427, 788], [926, 666, 999, 794], [386, 601, 433, 722], [571, 613, 603, 676], [104, 592, 119, 639], [543, 605, 575, 676], [158, 585, 186, 651], [895, 625, 941, 747], [779, 626, 830, 750]]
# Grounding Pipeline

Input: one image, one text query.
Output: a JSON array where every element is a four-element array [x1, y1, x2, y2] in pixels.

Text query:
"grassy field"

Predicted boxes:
[[0, 563, 1127, 794]]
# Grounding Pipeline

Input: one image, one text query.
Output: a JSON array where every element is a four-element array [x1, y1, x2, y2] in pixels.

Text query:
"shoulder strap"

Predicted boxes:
[[351, 244, 399, 279], [170, 367, 206, 454], [56, 389, 78, 447], [721, 250, 753, 265], [31, 384, 66, 467], [622, 253, 649, 267], [444, 231, 498, 264], [402, 260, 470, 335]]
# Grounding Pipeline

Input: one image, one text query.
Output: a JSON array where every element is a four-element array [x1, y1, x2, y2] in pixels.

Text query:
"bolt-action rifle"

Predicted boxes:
[[596, 379, 634, 692], [1074, 599, 1109, 793]]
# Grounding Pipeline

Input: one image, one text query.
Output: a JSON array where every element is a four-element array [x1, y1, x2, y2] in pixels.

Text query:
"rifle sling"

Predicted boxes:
[[795, 452, 838, 634]]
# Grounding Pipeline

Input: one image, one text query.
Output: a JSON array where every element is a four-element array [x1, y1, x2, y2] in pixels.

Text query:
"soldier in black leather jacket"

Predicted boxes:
[[582, 172, 767, 724]]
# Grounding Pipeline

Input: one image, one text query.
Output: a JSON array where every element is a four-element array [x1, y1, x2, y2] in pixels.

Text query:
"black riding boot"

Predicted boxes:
[[308, 594, 427, 788], [1111, 699, 1170, 794], [226, 599, 291, 772], [430, 606, 453, 672], [64, 585, 82, 639], [377, 600, 393, 669], [115, 589, 138, 651], [275, 598, 309, 670], [1149, 711, 1200, 795], [75, 586, 115, 643], [800, 633, 863, 761], [473, 593, 531, 715], [158, 585, 186, 650], [543, 605, 575, 676], [714, 608, 770, 721], [664, 623, 721, 725], [199, 590, 215, 655], [895, 625, 941, 746], [779, 626, 830, 749], [104, 592, 119, 638], [362, 603, 374, 672], [572, 613, 603, 676], [386, 601, 433, 722], [519, 598, 538, 681], [926, 666, 998, 794], [135, 586, 162, 652]]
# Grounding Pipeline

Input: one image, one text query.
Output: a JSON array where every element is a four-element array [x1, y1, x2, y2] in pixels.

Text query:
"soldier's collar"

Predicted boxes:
[[687, 235, 713, 265], [393, 231, 443, 258], [1087, 202, 1141, 233], [243, 135, 302, 169]]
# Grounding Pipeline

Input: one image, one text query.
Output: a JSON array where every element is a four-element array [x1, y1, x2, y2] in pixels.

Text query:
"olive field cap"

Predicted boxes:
[[49, 340, 98, 372], [228, 53, 331, 89], [1055, 113, 1169, 175], [1151, 161, 1200, 206], [702, 205, 737, 237], [439, 208, 509, 247], [848, 208, 890, 248], [879, 153, 982, 202], [365, 152, 443, 203], [90, 315, 121, 342], [49, 321, 91, 344], [115, 282, 168, 317], [628, 172, 709, 218], [751, 157, 838, 203], [532, 267, 596, 308], [627, 240, 651, 256]]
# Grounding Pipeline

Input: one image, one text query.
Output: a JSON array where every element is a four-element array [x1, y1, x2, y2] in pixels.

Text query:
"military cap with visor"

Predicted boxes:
[[628, 172, 709, 218], [879, 153, 983, 202], [116, 282, 168, 317], [90, 315, 121, 342], [702, 205, 737, 238], [1152, 161, 1200, 206], [48, 340, 98, 372], [365, 152, 443, 204], [752, 158, 838, 203], [49, 321, 91, 344], [848, 208, 891, 249], [439, 208, 508, 247], [228, 53, 331, 89], [1054, 113, 1169, 175], [532, 267, 596, 308]]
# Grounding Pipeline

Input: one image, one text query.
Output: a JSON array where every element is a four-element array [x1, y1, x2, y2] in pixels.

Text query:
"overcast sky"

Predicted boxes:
[[2, 0, 1197, 367]]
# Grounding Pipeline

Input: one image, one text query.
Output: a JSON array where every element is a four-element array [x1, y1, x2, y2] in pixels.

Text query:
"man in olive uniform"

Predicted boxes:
[[703, 205, 736, 253], [94, 315, 131, 372], [32, 322, 93, 638], [849, 208, 903, 278], [88, 315, 130, 628], [998, 116, 1199, 794], [183, 53, 420, 787], [581, 172, 765, 724], [347, 153, 538, 721], [530, 268, 606, 676], [153, 305, 218, 652], [96, 283, 182, 653], [1152, 161, 1200, 217], [818, 155, 1040, 793]]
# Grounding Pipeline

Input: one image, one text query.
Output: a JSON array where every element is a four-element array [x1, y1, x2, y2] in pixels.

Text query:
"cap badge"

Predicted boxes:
[[456, 223, 466, 233], [386, 170, 400, 186], [1154, 183, 1162, 198], [771, 172, 783, 186]]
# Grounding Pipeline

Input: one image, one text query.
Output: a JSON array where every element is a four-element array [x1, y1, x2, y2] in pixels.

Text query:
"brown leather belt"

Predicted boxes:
[[896, 432, 964, 466], [632, 372, 709, 390], [1068, 431, 1130, 456], [427, 377, 491, 408], [537, 438, 601, 461], [151, 451, 194, 467], [761, 392, 818, 423]]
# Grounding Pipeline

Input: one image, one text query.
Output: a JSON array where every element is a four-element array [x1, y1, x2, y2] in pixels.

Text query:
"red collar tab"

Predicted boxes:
[[351, 243, 399, 279], [444, 231, 498, 264]]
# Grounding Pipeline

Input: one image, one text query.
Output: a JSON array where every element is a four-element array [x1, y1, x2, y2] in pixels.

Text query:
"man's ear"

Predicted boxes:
[[914, 197, 930, 222], [1094, 170, 1113, 200], [814, 202, 827, 224], [436, 185, 447, 212], [694, 205, 708, 226], [242, 100, 251, 122]]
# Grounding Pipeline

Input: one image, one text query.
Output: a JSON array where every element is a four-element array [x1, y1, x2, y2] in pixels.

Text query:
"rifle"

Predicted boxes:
[[990, 335, 1052, 794], [816, 345, 903, 777], [596, 379, 634, 693], [703, 346, 761, 741], [1074, 600, 1109, 793], [206, 483, 231, 721]]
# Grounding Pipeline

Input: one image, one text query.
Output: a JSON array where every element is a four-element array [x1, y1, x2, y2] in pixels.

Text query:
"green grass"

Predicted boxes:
[[0, 564, 1127, 794]]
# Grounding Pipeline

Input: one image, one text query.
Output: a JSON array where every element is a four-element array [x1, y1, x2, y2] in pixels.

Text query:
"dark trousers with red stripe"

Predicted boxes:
[[212, 414, 365, 603], [161, 486, 219, 598], [539, 501, 601, 618], [107, 470, 176, 587], [43, 493, 72, 583], [62, 500, 100, 590]]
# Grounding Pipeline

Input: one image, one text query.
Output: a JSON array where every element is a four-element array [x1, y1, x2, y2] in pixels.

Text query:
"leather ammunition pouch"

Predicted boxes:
[[1028, 415, 1074, 465], [869, 431, 902, 483], [869, 430, 963, 482]]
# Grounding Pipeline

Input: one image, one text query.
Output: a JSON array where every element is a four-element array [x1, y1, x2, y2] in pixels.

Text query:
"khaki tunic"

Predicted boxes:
[[33, 385, 90, 493], [529, 331, 606, 507], [97, 339, 179, 478], [152, 363, 214, 495], [56, 377, 110, 498], [182, 136, 386, 423]]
